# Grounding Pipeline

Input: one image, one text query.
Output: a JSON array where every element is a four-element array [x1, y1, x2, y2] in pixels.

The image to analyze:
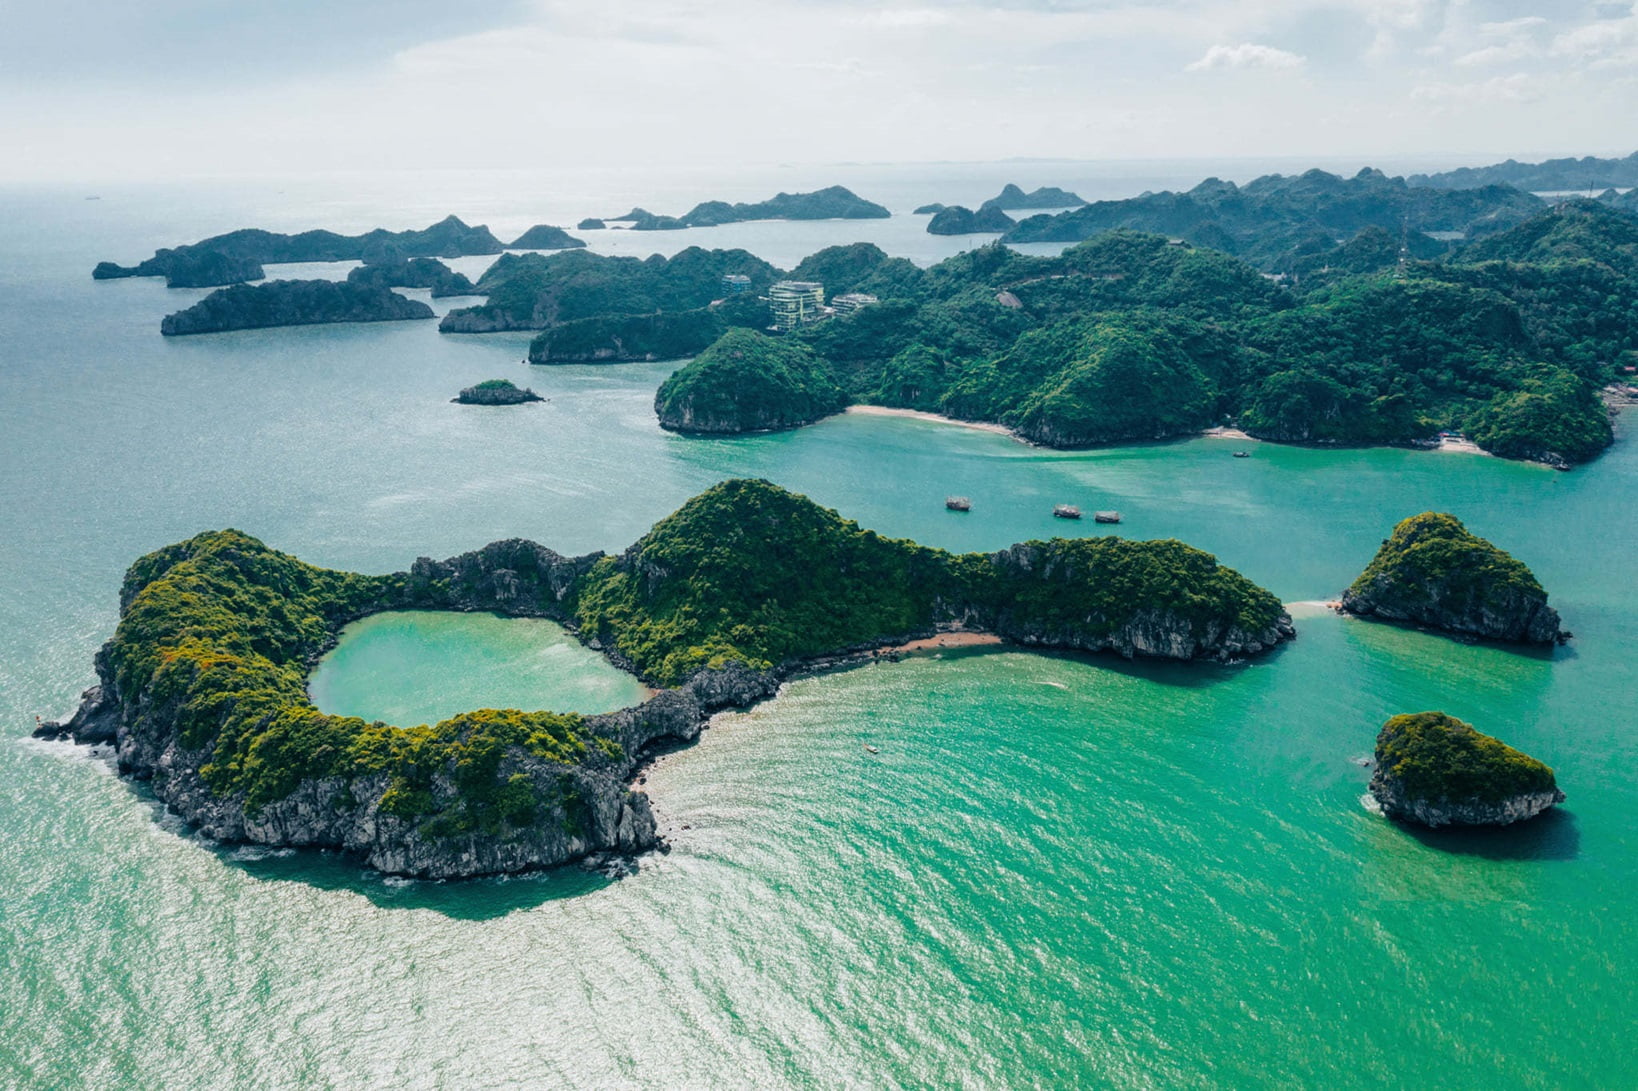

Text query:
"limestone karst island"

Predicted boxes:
[[11, 1, 1638, 1077]]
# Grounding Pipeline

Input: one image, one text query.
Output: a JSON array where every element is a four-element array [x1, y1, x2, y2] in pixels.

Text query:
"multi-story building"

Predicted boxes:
[[768, 281, 825, 331], [830, 292, 878, 315], [722, 274, 753, 294]]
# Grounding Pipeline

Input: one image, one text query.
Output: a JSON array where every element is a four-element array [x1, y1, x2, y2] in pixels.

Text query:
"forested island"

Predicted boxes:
[[39, 479, 1291, 877], [453, 379, 543, 405], [927, 205, 1017, 235], [94, 215, 504, 285], [603, 186, 890, 231], [1000, 168, 1545, 263], [1408, 150, 1638, 192], [1341, 513, 1566, 644], [453, 197, 1634, 466], [160, 281, 434, 335], [1370, 711, 1564, 827], [506, 225, 586, 250], [346, 257, 475, 298]]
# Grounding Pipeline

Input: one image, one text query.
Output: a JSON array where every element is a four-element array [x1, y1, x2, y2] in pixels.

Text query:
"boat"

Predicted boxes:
[[1232, 450, 1250, 458], [864, 744, 880, 754], [945, 496, 971, 511], [1093, 510, 1121, 524], [1052, 504, 1082, 519]]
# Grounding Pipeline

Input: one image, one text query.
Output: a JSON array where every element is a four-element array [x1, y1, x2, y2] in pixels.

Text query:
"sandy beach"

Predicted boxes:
[[846, 405, 1016, 437], [1200, 426, 1254, 441], [884, 631, 1004, 653]]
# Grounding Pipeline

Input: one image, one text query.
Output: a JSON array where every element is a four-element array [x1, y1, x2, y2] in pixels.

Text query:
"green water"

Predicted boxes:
[[308, 611, 649, 725], [3, 176, 1637, 1088]]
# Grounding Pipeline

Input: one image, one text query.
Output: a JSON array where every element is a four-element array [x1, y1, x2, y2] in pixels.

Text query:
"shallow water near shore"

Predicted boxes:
[[3, 169, 1637, 1087]]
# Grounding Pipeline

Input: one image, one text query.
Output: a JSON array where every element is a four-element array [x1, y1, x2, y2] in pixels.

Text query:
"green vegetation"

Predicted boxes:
[[1346, 512, 1546, 607], [1342, 512, 1565, 643], [529, 309, 730, 364], [442, 246, 780, 332], [106, 530, 616, 834], [1375, 711, 1557, 804], [573, 479, 1289, 685], [1000, 168, 1544, 261], [927, 206, 1016, 235], [347, 257, 475, 298], [98, 481, 1290, 840], [1465, 368, 1613, 466], [654, 329, 848, 433], [159, 280, 435, 336], [95, 215, 503, 281], [670, 185, 891, 227], [572, 480, 951, 684], [447, 196, 1636, 465]]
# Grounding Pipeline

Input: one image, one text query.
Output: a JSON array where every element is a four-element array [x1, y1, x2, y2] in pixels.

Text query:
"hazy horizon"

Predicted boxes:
[[2, 0, 1635, 184]]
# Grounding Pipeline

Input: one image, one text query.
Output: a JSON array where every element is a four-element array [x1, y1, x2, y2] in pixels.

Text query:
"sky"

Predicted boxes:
[[0, 0, 1634, 181]]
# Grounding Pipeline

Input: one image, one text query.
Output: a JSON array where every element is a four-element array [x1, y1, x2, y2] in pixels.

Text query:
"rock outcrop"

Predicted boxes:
[[1369, 711, 1564, 827], [452, 379, 544, 405], [1341, 512, 1567, 644], [160, 280, 434, 335]]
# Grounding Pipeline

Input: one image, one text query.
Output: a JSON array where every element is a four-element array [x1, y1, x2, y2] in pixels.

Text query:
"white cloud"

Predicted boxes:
[[1549, 5, 1638, 67], [1186, 42, 1306, 71]]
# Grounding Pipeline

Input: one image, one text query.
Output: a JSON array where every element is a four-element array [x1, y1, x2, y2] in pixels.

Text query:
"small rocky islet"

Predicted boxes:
[[452, 379, 543, 405], [1369, 711, 1564, 827], [40, 479, 1292, 878], [1341, 512, 1567, 644]]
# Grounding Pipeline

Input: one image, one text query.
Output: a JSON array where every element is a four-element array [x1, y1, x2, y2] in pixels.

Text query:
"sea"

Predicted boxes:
[[2, 159, 1635, 1088]]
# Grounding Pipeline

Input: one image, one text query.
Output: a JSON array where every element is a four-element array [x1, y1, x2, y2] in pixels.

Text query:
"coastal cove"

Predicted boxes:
[[4, 169, 1638, 1087]]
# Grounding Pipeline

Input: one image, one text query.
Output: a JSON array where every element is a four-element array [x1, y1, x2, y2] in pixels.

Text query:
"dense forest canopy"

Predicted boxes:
[[440, 188, 1638, 466]]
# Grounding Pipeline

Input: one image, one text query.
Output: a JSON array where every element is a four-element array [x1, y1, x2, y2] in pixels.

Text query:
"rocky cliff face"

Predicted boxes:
[[1341, 512, 1567, 644], [38, 534, 780, 879], [980, 542, 1295, 662], [1369, 771, 1564, 827], [38, 487, 1292, 881], [1368, 711, 1564, 828]]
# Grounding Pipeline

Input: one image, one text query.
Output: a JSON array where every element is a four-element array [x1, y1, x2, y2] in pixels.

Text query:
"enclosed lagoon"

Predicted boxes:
[[308, 610, 649, 726]]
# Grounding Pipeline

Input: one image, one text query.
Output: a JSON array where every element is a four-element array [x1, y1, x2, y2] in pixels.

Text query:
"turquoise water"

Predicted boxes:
[[308, 611, 650, 725], [3, 171, 1637, 1087]]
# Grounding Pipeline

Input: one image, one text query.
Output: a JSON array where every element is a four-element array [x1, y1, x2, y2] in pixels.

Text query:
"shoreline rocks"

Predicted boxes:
[[38, 482, 1292, 881], [1340, 512, 1567, 644], [1369, 711, 1564, 827]]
